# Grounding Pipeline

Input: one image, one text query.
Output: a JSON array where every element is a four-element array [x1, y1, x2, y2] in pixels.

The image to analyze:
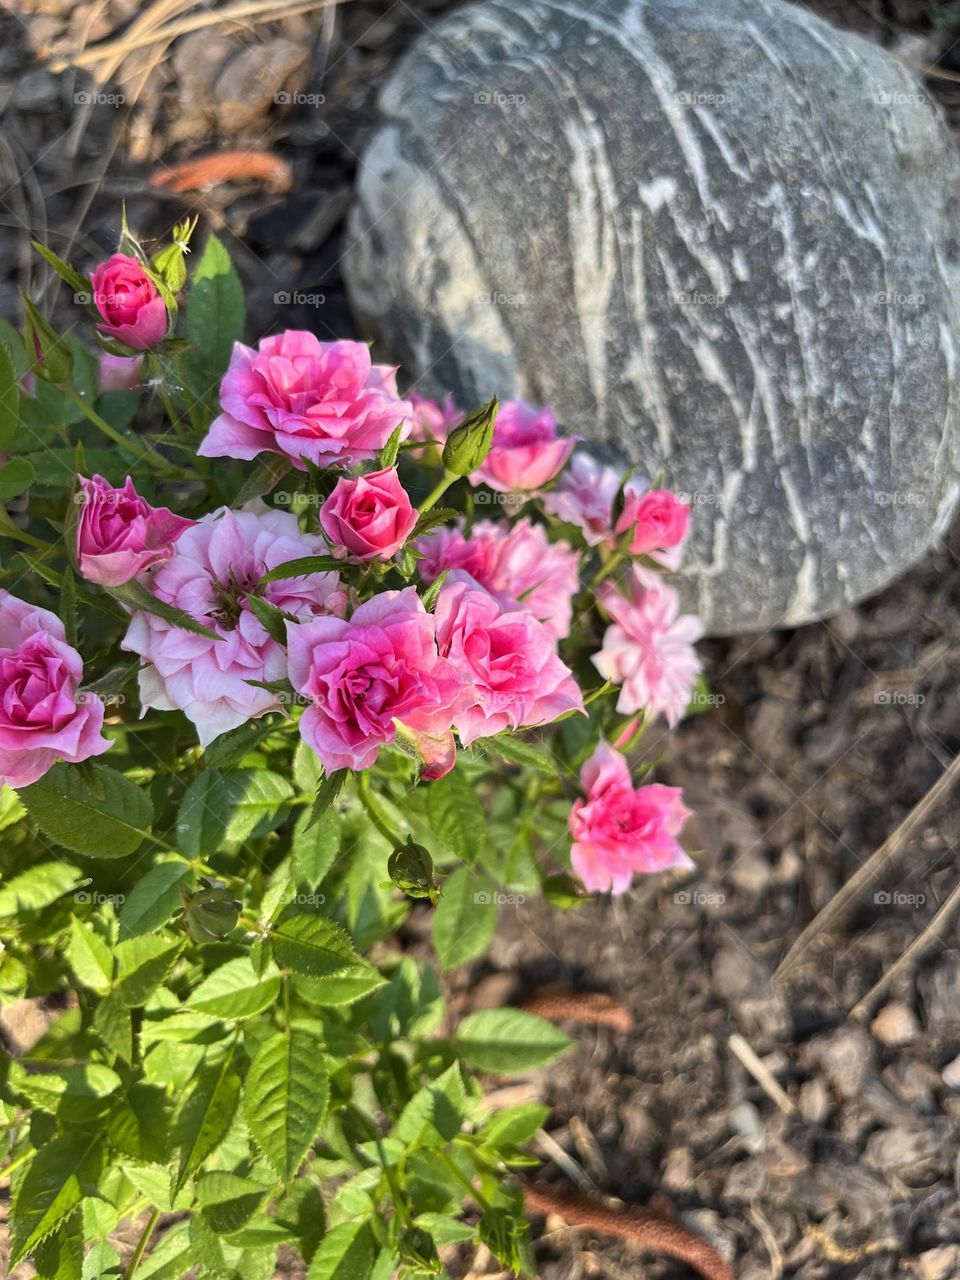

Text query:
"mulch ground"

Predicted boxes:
[[4, 1, 960, 1276]]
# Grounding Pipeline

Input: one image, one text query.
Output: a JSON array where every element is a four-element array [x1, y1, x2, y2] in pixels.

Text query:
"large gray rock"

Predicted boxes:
[[343, 0, 960, 635]]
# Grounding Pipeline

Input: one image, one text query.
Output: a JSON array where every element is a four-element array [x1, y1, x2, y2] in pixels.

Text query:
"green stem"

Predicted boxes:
[[64, 386, 179, 477], [437, 1148, 491, 1212], [591, 548, 628, 588], [356, 772, 402, 847], [0, 1147, 34, 1181], [126, 1206, 160, 1280], [419, 469, 456, 515]]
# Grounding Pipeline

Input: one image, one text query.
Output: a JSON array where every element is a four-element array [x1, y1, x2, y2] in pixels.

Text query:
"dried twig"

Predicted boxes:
[[520, 1177, 733, 1280], [775, 753, 960, 981], [728, 1033, 794, 1115]]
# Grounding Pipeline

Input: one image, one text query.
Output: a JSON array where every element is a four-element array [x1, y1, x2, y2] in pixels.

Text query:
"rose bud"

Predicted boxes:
[[76, 474, 194, 587], [441, 397, 498, 476], [319, 467, 418, 562], [89, 253, 169, 351]]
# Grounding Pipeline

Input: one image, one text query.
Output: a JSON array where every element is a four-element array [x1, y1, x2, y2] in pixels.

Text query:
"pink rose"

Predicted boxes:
[[409, 392, 463, 445], [90, 253, 169, 351], [0, 590, 111, 788], [434, 572, 584, 745], [593, 568, 702, 726], [98, 354, 143, 393], [541, 452, 623, 546], [615, 489, 690, 569], [568, 739, 692, 893], [320, 467, 418, 563], [77, 474, 194, 587], [417, 518, 579, 641], [122, 506, 345, 746], [197, 332, 412, 471], [286, 588, 465, 774], [471, 401, 575, 493]]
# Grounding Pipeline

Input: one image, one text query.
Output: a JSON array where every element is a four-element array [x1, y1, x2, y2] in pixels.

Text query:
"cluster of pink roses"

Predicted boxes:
[[2, 277, 706, 893]]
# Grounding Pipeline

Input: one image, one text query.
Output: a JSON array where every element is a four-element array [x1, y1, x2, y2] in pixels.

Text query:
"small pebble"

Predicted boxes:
[[917, 1244, 960, 1280], [941, 1053, 960, 1089], [871, 1001, 920, 1047]]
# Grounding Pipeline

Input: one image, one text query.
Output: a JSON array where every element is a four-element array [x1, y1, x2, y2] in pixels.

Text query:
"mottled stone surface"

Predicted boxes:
[[343, 0, 960, 634]]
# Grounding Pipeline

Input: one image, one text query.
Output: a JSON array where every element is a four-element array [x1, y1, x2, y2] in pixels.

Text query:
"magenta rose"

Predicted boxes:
[[98, 354, 143, 393], [197, 332, 412, 471], [615, 489, 691, 568], [0, 590, 111, 788], [122, 506, 345, 746], [320, 467, 418, 563], [434, 573, 584, 745], [470, 401, 575, 493], [417, 518, 579, 641], [89, 253, 169, 351], [286, 588, 465, 774], [568, 739, 692, 893], [593, 568, 702, 727], [77, 474, 195, 587]]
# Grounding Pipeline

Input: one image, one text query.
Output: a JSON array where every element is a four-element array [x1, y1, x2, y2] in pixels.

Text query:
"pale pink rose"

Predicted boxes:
[[568, 739, 693, 893], [77, 474, 194, 587], [471, 401, 575, 493], [541, 452, 623, 546], [197, 332, 412, 471], [98, 354, 143, 393], [417, 518, 579, 641], [90, 253, 169, 351], [121, 506, 345, 746], [434, 572, 584, 745], [409, 392, 463, 445], [0, 590, 111, 787], [320, 467, 418, 563], [593, 568, 702, 726], [615, 489, 690, 569], [286, 587, 465, 774]]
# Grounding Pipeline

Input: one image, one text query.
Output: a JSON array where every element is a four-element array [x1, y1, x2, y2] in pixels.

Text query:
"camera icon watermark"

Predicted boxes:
[[874, 890, 926, 906], [872, 90, 926, 106], [675, 91, 726, 106], [74, 90, 126, 107], [674, 889, 726, 907], [874, 291, 925, 306], [874, 690, 925, 706], [474, 90, 526, 107], [673, 290, 727, 308], [274, 290, 326, 307], [75, 889, 126, 906], [474, 890, 526, 906], [873, 490, 923, 507], [476, 290, 526, 307], [274, 90, 326, 107]]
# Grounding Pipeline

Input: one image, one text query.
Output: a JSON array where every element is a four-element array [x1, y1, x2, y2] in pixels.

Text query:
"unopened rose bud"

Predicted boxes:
[[387, 838, 439, 904], [184, 878, 241, 942], [441, 396, 498, 476]]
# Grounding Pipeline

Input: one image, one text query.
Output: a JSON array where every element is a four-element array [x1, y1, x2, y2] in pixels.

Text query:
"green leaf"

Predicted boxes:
[[482, 733, 557, 776], [185, 233, 245, 390], [176, 771, 231, 858], [246, 593, 292, 645], [118, 862, 192, 937], [82, 1241, 121, 1280], [378, 423, 404, 469], [33, 1211, 82, 1280], [114, 935, 182, 1007], [305, 1219, 377, 1280], [20, 763, 154, 858], [174, 1049, 242, 1186], [106, 578, 220, 640], [187, 957, 282, 1020], [478, 1102, 550, 1147], [31, 241, 91, 296], [258, 554, 345, 586], [197, 1171, 269, 1236], [0, 340, 21, 447], [0, 457, 36, 502], [93, 991, 132, 1060], [224, 769, 294, 844], [303, 769, 346, 833], [135, 1220, 194, 1280], [432, 867, 497, 972], [296, 966, 386, 1007], [10, 1133, 103, 1266], [232, 454, 291, 506], [291, 806, 341, 889], [454, 1008, 572, 1074], [65, 916, 113, 993], [393, 1062, 468, 1148], [426, 770, 486, 866], [245, 1027, 329, 1181], [0, 862, 81, 916], [271, 912, 362, 979]]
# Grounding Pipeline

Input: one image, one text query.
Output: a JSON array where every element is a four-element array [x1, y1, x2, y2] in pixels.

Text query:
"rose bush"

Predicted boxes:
[[0, 221, 711, 1280]]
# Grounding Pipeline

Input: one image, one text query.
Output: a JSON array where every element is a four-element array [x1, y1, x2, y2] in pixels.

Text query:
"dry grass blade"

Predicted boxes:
[[849, 876, 960, 1022], [50, 0, 347, 75], [775, 752, 960, 982]]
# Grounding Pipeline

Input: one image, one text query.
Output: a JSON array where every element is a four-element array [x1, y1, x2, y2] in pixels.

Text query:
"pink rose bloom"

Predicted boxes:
[[98, 354, 143, 393], [615, 489, 690, 569], [90, 253, 169, 351], [122, 506, 345, 746], [0, 590, 111, 788], [434, 572, 584, 745], [197, 332, 412, 471], [409, 392, 463, 445], [541, 451, 623, 546], [286, 587, 465, 774], [569, 739, 693, 893], [417, 518, 579, 641], [593, 568, 702, 726], [320, 467, 418, 563], [77, 474, 194, 587], [471, 401, 575, 493]]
